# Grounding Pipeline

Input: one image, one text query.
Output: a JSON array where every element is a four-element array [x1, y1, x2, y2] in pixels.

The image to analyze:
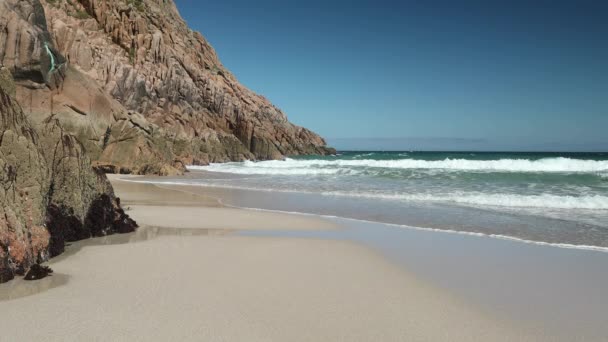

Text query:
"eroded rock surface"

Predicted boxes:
[[1, 0, 334, 175], [0, 66, 50, 282], [0, 66, 137, 282], [0, 0, 331, 282]]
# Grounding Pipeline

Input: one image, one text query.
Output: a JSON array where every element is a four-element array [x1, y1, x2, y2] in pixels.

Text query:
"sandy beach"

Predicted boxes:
[[0, 175, 553, 341], [0, 0, 604, 341]]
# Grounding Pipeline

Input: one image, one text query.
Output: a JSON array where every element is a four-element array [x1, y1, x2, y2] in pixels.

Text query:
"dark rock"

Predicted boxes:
[[0, 268, 15, 283], [46, 204, 88, 258], [15, 265, 26, 276], [113, 207, 139, 234], [0, 243, 15, 283], [24, 264, 53, 281], [84, 194, 138, 236], [85, 194, 116, 237]]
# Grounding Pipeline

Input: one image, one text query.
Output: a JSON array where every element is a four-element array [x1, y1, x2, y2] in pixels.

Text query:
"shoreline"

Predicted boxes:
[[0, 174, 549, 341], [125, 175, 608, 253], [113, 175, 608, 341], [110, 175, 339, 231]]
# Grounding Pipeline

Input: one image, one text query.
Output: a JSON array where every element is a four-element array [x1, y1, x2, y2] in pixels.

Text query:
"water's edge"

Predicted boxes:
[[128, 178, 608, 253]]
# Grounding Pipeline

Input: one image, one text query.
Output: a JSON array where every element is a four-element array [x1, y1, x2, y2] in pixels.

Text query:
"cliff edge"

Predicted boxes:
[[1, 0, 334, 175], [0, 0, 332, 281]]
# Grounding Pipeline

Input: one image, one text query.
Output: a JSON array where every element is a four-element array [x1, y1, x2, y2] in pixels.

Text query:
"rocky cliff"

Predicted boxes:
[[0, 67, 49, 282], [0, 66, 137, 283], [0, 0, 332, 281], [1, 0, 334, 175]]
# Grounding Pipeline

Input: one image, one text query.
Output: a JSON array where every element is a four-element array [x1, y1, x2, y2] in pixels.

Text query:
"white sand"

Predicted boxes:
[[0, 176, 541, 341], [126, 205, 338, 231]]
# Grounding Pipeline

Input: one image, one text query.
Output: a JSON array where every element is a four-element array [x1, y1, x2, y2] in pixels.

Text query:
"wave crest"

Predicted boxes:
[[190, 157, 608, 175], [323, 192, 608, 210]]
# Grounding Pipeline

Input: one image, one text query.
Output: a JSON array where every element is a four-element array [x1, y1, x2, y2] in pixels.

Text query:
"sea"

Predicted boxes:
[[143, 151, 608, 251]]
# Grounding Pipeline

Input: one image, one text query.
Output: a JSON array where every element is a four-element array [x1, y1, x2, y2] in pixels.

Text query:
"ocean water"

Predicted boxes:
[[148, 151, 608, 250]]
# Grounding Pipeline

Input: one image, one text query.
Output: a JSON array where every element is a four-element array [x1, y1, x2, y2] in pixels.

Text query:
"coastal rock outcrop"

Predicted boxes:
[[1, 0, 334, 175], [0, 0, 331, 282], [24, 264, 53, 281], [0, 66, 137, 282], [0, 67, 49, 282]]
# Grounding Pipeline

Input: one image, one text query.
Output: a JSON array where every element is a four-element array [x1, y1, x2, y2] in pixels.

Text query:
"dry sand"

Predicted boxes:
[[0, 175, 542, 341]]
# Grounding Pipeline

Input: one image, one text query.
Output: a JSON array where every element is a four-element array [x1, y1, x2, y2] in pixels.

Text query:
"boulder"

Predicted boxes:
[[24, 264, 53, 281]]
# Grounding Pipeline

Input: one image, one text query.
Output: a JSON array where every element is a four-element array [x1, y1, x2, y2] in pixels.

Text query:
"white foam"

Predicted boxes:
[[119, 178, 608, 253], [129, 176, 608, 210], [190, 157, 608, 175], [188, 162, 358, 176], [322, 191, 608, 210], [217, 198, 608, 253]]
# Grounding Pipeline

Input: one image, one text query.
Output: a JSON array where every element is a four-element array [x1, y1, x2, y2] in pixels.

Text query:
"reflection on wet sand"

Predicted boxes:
[[55, 225, 235, 261], [0, 225, 234, 301], [0, 274, 69, 301]]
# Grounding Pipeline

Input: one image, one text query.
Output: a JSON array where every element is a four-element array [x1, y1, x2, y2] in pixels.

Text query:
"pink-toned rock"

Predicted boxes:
[[0, 64, 136, 282], [1, 0, 333, 175], [0, 0, 332, 282]]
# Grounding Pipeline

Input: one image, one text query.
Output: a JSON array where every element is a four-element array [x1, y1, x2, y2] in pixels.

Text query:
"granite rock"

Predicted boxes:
[[0, 65, 136, 282], [0, 0, 334, 175]]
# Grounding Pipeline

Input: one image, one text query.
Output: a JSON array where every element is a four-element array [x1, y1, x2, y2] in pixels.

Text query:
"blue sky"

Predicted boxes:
[[175, 0, 608, 151]]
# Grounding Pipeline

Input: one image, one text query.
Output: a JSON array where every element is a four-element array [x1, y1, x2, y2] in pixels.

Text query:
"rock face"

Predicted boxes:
[[0, 67, 49, 282], [0, 65, 137, 283], [1, 0, 334, 175], [0, 0, 331, 282]]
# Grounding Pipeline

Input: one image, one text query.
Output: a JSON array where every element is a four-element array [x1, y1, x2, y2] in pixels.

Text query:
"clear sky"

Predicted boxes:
[[174, 0, 607, 151]]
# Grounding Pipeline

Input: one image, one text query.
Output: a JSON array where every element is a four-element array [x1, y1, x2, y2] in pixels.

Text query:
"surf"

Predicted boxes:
[[193, 157, 608, 175]]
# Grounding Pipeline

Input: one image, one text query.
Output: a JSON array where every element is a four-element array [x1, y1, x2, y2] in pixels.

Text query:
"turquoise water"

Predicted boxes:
[[195, 151, 608, 210], [157, 151, 608, 249]]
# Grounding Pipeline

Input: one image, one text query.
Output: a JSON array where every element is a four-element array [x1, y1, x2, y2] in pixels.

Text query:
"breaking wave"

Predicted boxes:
[[191, 157, 608, 175], [322, 192, 608, 210]]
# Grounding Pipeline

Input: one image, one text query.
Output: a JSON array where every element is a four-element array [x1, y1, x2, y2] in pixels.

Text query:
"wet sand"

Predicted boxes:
[[159, 178, 608, 341], [0, 175, 558, 341]]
